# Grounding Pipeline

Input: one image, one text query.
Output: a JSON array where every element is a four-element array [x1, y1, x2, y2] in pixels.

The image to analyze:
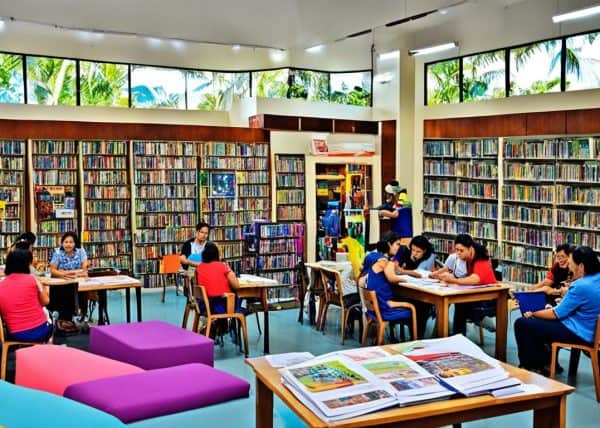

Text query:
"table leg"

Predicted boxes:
[[98, 290, 107, 325], [262, 289, 270, 354], [125, 288, 131, 322], [568, 349, 581, 377], [135, 287, 142, 322], [495, 291, 508, 361], [256, 376, 274, 428], [533, 396, 566, 428], [435, 298, 449, 338]]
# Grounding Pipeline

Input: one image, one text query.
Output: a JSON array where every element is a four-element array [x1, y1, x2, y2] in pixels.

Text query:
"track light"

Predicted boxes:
[[408, 42, 458, 56], [552, 4, 600, 23]]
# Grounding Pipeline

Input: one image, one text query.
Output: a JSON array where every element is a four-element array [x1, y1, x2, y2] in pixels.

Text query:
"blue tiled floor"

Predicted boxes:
[[101, 288, 600, 427]]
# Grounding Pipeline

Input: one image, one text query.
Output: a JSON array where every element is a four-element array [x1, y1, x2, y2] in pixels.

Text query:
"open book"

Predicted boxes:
[[278, 335, 522, 422]]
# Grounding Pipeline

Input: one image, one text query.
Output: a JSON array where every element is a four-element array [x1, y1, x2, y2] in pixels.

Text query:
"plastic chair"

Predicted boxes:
[[195, 285, 249, 357], [159, 254, 183, 303], [550, 315, 600, 402], [0, 313, 52, 380], [359, 286, 417, 346]]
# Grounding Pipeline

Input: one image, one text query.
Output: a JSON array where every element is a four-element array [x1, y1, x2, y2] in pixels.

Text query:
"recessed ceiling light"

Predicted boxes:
[[379, 50, 399, 61]]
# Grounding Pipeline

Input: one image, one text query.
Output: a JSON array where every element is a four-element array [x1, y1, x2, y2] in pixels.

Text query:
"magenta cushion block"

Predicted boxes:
[[63, 363, 250, 423], [89, 320, 214, 369]]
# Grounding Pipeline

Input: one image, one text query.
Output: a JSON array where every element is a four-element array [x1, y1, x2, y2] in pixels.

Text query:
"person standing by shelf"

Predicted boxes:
[[48, 232, 89, 332], [180, 222, 211, 269], [377, 181, 413, 240], [529, 244, 574, 306]]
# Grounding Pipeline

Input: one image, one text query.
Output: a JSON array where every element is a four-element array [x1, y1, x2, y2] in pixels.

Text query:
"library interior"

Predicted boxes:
[[0, 1, 599, 427]]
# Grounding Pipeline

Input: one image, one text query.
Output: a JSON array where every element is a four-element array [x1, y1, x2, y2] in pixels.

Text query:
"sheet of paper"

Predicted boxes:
[[266, 352, 315, 368]]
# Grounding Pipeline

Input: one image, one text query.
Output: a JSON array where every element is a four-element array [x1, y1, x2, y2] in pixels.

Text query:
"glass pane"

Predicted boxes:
[[426, 59, 459, 105], [330, 71, 371, 106], [26, 56, 76, 105], [462, 50, 505, 101], [510, 40, 561, 96], [131, 65, 185, 109], [252, 69, 289, 98], [0, 53, 24, 104], [187, 71, 250, 111], [80, 61, 129, 107], [290, 69, 329, 101], [565, 32, 600, 91]]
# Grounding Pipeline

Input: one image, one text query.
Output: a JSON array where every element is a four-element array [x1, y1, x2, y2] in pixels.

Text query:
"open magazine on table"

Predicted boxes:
[[277, 335, 522, 422]]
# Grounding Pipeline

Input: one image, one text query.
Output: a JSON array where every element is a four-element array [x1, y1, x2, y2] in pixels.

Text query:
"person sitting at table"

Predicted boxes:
[[514, 246, 600, 376], [436, 234, 498, 336], [6, 232, 45, 273], [530, 243, 574, 306], [393, 235, 436, 277], [430, 249, 468, 280], [180, 222, 211, 270], [49, 232, 89, 332], [0, 249, 52, 342]]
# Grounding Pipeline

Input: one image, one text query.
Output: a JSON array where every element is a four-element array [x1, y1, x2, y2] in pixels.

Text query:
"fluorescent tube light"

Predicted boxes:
[[305, 44, 324, 53], [553, 4, 600, 23], [378, 50, 399, 61], [408, 42, 458, 56]]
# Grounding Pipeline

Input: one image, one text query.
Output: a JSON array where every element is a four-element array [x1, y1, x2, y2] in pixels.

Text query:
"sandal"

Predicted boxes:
[[57, 320, 79, 332]]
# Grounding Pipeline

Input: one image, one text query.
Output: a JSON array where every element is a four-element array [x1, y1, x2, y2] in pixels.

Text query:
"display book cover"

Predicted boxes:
[[277, 334, 522, 422], [513, 291, 547, 315]]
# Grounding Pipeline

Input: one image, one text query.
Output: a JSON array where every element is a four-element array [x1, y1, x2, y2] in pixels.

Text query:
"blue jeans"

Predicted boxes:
[[514, 317, 589, 370], [10, 322, 52, 342]]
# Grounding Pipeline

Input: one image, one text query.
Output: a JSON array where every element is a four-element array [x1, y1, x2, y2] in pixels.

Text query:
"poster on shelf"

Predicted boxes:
[[35, 186, 76, 221], [211, 172, 236, 198]]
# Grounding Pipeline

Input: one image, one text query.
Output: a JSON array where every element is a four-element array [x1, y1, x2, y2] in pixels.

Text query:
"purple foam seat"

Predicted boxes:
[[63, 363, 250, 423], [89, 320, 214, 369]]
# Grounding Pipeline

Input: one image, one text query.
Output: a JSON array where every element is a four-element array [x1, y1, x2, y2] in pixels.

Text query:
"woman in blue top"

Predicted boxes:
[[49, 232, 89, 331], [514, 246, 600, 375]]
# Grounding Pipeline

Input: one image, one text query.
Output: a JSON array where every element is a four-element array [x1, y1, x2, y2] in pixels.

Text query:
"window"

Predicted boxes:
[[510, 40, 561, 96], [462, 50, 505, 101], [426, 59, 459, 105], [80, 61, 129, 107], [0, 53, 24, 104], [26, 56, 76, 105], [290, 70, 329, 102], [565, 32, 600, 91], [330, 71, 371, 106], [187, 71, 250, 110], [252, 69, 289, 98], [131, 65, 185, 109]]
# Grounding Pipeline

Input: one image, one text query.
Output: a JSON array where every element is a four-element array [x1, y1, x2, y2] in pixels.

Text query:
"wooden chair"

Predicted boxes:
[[550, 315, 600, 402], [296, 261, 310, 324], [318, 267, 361, 345], [181, 271, 201, 332], [359, 286, 417, 346], [0, 314, 52, 380], [195, 285, 249, 357], [159, 254, 183, 303], [308, 264, 326, 327]]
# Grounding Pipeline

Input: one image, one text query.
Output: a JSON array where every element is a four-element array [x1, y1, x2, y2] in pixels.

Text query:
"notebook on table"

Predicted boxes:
[[513, 291, 547, 315]]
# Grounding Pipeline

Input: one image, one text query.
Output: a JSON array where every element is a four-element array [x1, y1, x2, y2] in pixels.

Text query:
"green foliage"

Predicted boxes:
[[80, 62, 128, 107], [290, 70, 329, 101], [427, 60, 459, 104], [26, 57, 76, 105], [0, 54, 24, 103], [254, 69, 289, 98], [462, 51, 505, 101]]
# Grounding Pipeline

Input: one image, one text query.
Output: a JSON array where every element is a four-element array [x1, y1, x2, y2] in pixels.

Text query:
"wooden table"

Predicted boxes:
[[235, 278, 286, 354], [40, 275, 142, 325], [396, 283, 511, 361], [246, 355, 574, 428]]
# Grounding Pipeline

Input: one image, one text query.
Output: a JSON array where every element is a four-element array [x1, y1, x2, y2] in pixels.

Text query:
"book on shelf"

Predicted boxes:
[[277, 335, 522, 422]]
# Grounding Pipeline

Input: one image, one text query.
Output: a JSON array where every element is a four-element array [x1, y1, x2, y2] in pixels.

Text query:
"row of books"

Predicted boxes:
[[83, 156, 128, 169], [256, 238, 299, 254], [556, 186, 600, 205], [502, 185, 554, 203], [502, 225, 554, 248], [276, 189, 305, 204], [257, 223, 305, 238], [33, 140, 78, 154], [0, 220, 20, 233], [456, 161, 498, 178], [275, 158, 305, 173], [424, 180, 455, 195], [556, 210, 600, 229], [502, 205, 553, 226], [82, 230, 131, 242], [134, 170, 197, 184], [134, 214, 196, 228], [2, 205, 19, 218], [424, 160, 454, 176], [133, 227, 190, 244], [236, 171, 270, 183], [134, 243, 180, 260], [276, 206, 305, 221], [0, 172, 23, 186], [85, 200, 130, 213], [0, 157, 24, 169], [84, 171, 129, 186], [504, 139, 557, 158], [83, 242, 131, 258], [557, 163, 599, 182], [0, 188, 21, 201], [81, 141, 128, 155], [135, 184, 195, 199], [455, 139, 498, 157], [200, 157, 268, 170], [134, 199, 196, 213], [37, 218, 77, 234], [202, 211, 264, 226], [134, 157, 196, 170], [133, 141, 196, 156], [83, 216, 129, 231], [201, 198, 235, 212], [0, 140, 24, 154], [200, 142, 269, 157], [208, 226, 242, 241], [502, 263, 546, 284], [276, 335, 521, 422], [257, 254, 301, 271], [456, 201, 497, 220], [423, 197, 454, 214], [276, 175, 305, 187], [87, 255, 132, 270], [503, 244, 553, 268], [555, 231, 600, 252], [455, 220, 497, 240], [33, 171, 77, 185], [238, 185, 270, 197], [33, 156, 78, 169], [84, 186, 129, 199], [456, 183, 497, 199], [504, 163, 556, 180]]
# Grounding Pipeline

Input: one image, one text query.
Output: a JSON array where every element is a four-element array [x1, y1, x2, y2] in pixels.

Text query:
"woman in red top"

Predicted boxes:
[[0, 249, 52, 342], [195, 242, 240, 314], [437, 234, 498, 336]]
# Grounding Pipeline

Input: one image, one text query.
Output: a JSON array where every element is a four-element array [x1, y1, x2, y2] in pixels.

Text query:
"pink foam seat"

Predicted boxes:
[[15, 344, 144, 395]]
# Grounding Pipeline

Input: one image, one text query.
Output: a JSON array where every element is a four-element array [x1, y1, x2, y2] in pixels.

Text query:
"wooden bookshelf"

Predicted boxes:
[[0, 140, 26, 261], [31, 140, 79, 265], [81, 140, 132, 271], [132, 141, 198, 287], [275, 154, 305, 223]]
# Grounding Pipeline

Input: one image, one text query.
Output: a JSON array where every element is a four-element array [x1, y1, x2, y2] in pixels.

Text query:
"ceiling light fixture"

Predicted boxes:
[[305, 44, 324, 53], [438, 0, 468, 15], [232, 44, 241, 51], [378, 50, 399, 61], [408, 42, 458, 56], [552, 4, 600, 23]]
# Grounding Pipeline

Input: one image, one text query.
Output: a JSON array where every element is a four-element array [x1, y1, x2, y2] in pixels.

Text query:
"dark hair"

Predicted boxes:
[[60, 232, 81, 248], [5, 249, 33, 275], [201, 242, 220, 263], [556, 243, 574, 255], [409, 235, 433, 260], [14, 232, 36, 246], [571, 246, 600, 275], [13, 239, 33, 251], [454, 233, 489, 261], [195, 222, 210, 232], [379, 231, 401, 255]]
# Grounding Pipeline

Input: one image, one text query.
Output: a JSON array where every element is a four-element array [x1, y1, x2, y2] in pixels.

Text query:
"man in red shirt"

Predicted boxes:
[[437, 234, 498, 336]]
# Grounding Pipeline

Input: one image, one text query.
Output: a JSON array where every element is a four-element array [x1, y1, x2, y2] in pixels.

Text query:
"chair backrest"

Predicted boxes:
[[195, 285, 212, 318], [319, 267, 343, 307], [309, 265, 323, 294], [160, 254, 182, 274], [0, 313, 7, 343], [185, 274, 201, 311], [358, 287, 384, 324], [593, 315, 600, 350]]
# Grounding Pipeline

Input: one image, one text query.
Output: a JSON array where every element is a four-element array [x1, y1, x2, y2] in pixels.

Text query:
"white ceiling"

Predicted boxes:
[[0, 0, 537, 50]]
